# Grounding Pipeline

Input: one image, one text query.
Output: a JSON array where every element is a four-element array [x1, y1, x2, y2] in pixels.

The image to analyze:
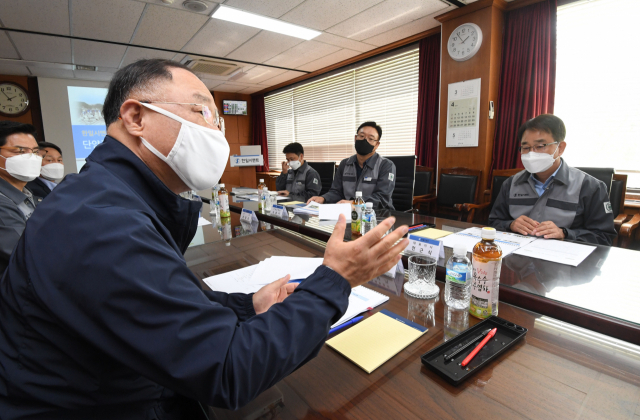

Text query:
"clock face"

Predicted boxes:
[[448, 23, 483, 62], [0, 82, 29, 117]]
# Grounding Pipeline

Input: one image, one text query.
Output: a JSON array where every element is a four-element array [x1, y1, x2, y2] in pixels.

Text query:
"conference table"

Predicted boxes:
[[186, 194, 640, 420]]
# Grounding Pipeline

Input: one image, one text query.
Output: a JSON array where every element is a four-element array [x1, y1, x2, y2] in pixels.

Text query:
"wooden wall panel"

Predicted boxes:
[[436, 0, 505, 199], [212, 91, 255, 188]]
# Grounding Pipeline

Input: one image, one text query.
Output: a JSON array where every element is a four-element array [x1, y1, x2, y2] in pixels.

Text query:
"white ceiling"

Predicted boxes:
[[0, 0, 499, 94]]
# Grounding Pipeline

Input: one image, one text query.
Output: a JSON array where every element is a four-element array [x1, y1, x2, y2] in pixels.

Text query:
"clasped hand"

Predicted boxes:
[[510, 215, 564, 239], [252, 215, 409, 313]]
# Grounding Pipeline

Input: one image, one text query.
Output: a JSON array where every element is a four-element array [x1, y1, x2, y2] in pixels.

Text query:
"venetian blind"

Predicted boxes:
[[265, 48, 419, 169]]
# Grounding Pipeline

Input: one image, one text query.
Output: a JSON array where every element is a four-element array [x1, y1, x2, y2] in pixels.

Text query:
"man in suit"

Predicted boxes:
[[26, 141, 64, 199]]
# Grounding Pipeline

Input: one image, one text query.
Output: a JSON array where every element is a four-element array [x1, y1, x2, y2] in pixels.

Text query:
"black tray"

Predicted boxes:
[[421, 316, 527, 385]]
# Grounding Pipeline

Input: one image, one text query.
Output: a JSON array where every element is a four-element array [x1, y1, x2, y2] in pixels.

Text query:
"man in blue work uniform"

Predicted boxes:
[[489, 114, 616, 245], [307, 121, 396, 209], [0, 59, 409, 419]]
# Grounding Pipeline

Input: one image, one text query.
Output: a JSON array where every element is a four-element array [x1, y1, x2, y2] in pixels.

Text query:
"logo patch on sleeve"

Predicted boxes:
[[388, 173, 395, 181], [313, 178, 318, 184], [604, 202, 612, 213]]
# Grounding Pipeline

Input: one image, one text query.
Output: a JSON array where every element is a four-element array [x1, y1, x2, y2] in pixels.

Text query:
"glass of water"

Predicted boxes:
[[404, 255, 439, 299]]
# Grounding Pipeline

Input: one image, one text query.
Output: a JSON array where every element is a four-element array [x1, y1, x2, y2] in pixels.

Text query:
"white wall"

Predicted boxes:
[[37, 77, 109, 176]]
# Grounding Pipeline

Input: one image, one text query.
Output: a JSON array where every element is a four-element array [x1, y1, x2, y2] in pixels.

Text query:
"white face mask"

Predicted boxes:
[[140, 103, 230, 192], [40, 162, 64, 182], [521, 146, 559, 174], [289, 160, 301, 171], [0, 153, 43, 182]]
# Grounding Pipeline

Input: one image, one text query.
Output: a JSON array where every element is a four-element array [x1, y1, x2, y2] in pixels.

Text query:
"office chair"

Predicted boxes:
[[576, 167, 614, 195], [414, 167, 481, 221], [386, 155, 416, 212], [458, 168, 521, 223], [306, 162, 335, 196]]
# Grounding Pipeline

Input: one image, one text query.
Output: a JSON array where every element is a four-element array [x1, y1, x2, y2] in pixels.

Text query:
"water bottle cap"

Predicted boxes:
[[259, 179, 264, 183], [453, 244, 467, 256], [481, 227, 496, 240], [219, 183, 225, 187], [355, 191, 362, 197], [365, 202, 373, 208]]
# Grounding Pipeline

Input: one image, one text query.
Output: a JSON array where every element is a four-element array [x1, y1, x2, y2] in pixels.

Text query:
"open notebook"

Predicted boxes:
[[332, 286, 388, 328], [326, 309, 428, 374]]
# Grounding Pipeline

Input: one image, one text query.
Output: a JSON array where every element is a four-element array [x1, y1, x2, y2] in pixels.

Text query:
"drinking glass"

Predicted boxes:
[[404, 255, 439, 299]]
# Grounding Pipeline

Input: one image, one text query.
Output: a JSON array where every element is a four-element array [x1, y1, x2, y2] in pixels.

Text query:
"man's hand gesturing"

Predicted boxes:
[[323, 214, 409, 288]]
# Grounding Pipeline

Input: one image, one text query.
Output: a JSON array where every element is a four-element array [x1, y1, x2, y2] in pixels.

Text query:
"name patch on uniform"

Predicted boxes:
[[313, 178, 318, 184], [364, 176, 372, 182], [604, 202, 613, 213], [388, 173, 394, 181]]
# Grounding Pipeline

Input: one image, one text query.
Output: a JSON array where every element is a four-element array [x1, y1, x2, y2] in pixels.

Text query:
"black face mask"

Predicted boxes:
[[355, 139, 375, 156]]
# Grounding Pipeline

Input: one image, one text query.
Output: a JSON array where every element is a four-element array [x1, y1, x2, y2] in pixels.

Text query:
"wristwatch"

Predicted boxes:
[[561, 227, 568, 239]]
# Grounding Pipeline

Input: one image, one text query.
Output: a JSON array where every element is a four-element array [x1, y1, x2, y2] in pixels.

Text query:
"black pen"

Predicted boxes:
[[443, 328, 492, 362]]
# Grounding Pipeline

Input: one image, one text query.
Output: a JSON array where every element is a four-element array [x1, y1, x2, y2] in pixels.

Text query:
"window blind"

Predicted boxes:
[[265, 49, 419, 169], [555, 0, 640, 188]]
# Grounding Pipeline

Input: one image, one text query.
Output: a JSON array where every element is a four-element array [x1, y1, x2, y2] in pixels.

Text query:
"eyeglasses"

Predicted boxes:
[[0, 146, 41, 156], [519, 142, 558, 154], [142, 101, 223, 128], [355, 134, 379, 143]]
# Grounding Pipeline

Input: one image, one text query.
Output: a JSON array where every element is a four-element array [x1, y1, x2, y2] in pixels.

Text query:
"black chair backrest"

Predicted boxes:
[[491, 176, 511, 209], [386, 156, 416, 211], [414, 171, 432, 196], [307, 162, 335, 196], [610, 179, 624, 218], [437, 174, 477, 208], [576, 167, 614, 195]]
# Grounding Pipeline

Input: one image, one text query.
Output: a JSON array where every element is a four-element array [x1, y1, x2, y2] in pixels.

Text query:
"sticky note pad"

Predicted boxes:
[[326, 309, 428, 374], [412, 228, 453, 240]]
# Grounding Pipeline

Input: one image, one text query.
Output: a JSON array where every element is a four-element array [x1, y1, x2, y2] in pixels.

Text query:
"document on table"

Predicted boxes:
[[293, 202, 321, 215], [440, 227, 537, 256], [332, 286, 389, 328], [197, 217, 212, 227], [248, 256, 324, 285], [411, 228, 453, 240], [318, 203, 351, 220], [513, 239, 596, 266], [203, 265, 261, 294]]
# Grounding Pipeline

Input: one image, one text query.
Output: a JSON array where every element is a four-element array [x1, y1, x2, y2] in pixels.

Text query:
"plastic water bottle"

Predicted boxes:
[[470, 227, 503, 319], [257, 178, 267, 192], [361, 203, 376, 235], [445, 243, 473, 310], [211, 185, 220, 215], [261, 187, 271, 213], [218, 184, 230, 218]]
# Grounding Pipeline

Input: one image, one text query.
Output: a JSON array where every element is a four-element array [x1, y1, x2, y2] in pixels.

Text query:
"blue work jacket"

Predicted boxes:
[[0, 136, 350, 419]]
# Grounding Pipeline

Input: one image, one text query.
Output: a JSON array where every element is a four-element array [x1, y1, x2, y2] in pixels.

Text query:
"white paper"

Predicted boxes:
[[248, 256, 325, 285], [446, 78, 481, 148], [197, 217, 212, 227], [319, 203, 351, 220], [203, 265, 262, 294], [331, 286, 389, 328], [513, 239, 596, 266], [275, 196, 288, 201], [440, 227, 537, 257]]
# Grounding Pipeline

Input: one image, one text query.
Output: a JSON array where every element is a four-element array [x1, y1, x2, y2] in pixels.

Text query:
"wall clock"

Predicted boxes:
[[447, 23, 483, 62], [0, 82, 30, 118]]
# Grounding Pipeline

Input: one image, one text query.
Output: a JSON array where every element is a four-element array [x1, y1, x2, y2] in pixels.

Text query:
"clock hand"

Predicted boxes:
[[1, 90, 10, 100], [461, 36, 470, 44]]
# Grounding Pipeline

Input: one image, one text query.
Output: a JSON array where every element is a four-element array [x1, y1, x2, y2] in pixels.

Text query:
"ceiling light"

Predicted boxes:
[[211, 5, 321, 40]]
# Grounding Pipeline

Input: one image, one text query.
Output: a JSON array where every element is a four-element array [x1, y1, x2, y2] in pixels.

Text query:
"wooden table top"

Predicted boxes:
[[185, 229, 640, 420]]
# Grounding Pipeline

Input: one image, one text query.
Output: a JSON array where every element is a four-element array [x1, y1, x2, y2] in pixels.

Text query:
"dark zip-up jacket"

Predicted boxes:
[[0, 136, 350, 419], [275, 161, 321, 200]]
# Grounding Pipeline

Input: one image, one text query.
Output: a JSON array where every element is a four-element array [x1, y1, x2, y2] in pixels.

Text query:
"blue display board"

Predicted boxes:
[[67, 86, 108, 171]]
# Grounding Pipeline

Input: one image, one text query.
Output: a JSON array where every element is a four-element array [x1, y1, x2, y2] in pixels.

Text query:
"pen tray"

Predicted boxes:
[[420, 316, 527, 386]]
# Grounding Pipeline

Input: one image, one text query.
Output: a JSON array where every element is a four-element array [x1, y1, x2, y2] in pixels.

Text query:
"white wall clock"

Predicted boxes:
[[447, 23, 483, 62]]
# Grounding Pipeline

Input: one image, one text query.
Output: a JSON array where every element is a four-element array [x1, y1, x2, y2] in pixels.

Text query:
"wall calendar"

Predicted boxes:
[[446, 78, 481, 148]]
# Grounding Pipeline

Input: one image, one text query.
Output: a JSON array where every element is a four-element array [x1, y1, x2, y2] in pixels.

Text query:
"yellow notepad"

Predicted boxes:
[[412, 228, 453, 240], [326, 310, 428, 374], [284, 201, 305, 206]]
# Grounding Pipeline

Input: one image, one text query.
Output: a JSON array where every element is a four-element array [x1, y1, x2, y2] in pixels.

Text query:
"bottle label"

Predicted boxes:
[[351, 204, 363, 233], [219, 195, 229, 212], [446, 268, 467, 284], [469, 259, 502, 319]]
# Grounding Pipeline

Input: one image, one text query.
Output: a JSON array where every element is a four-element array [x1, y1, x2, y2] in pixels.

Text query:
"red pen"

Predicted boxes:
[[461, 327, 497, 367]]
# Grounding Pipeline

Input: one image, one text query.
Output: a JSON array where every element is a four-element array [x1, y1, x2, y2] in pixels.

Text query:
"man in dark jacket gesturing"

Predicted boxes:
[[0, 59, 409, 419]]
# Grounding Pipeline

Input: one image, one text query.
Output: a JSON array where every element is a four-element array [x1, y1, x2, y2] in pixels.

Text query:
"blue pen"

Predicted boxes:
[[288, 278, 304, 283], [328, 316, 364, 335]]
